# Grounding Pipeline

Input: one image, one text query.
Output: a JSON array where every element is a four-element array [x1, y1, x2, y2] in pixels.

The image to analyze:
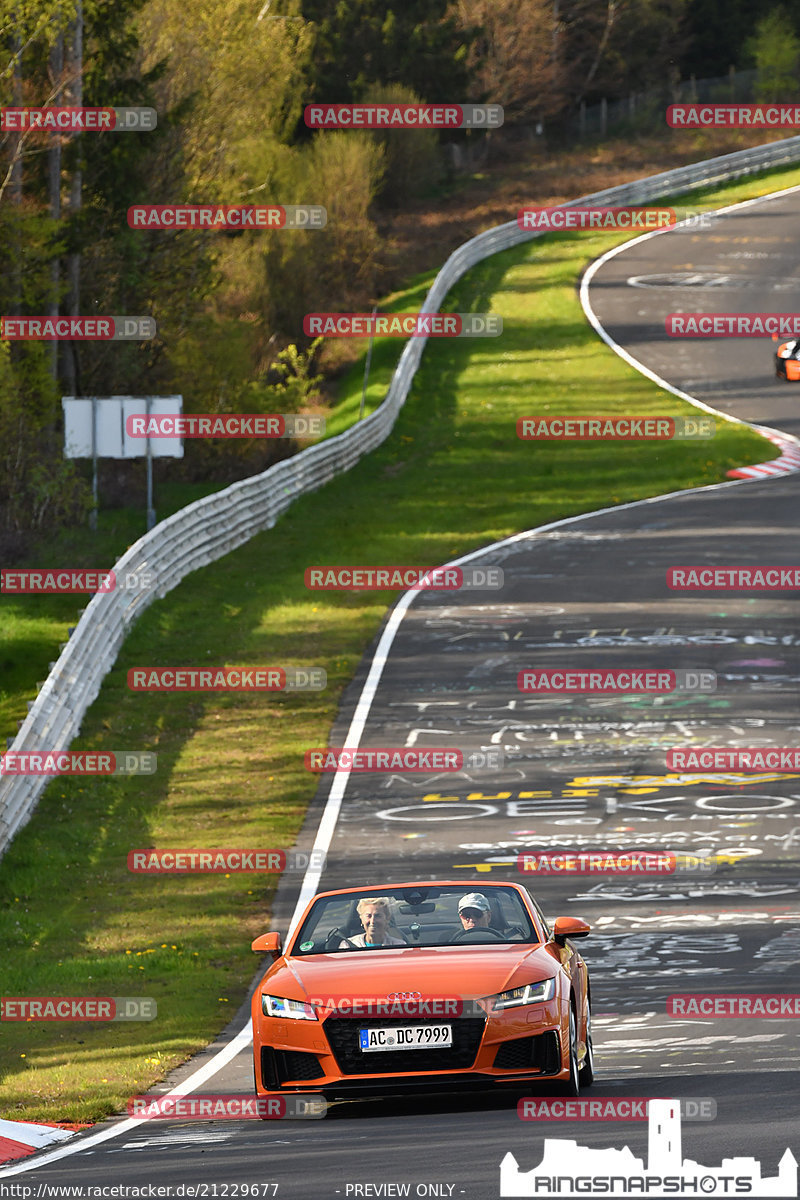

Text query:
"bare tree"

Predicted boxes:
[[454, 0, 563, 124]]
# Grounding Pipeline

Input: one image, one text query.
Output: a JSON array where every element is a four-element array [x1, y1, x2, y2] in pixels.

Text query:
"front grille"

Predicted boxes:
[[324, 1016, 486, 1075], [493, 1031, 561, 1074], [261, 1046, 324, 1087]]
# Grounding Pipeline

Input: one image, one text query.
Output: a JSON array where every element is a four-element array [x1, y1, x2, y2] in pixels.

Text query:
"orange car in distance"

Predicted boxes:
[[774, 335, 800, 379], [250, 880, 592, 1109]]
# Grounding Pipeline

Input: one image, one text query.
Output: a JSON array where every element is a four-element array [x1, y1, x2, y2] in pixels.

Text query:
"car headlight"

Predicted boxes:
[[489, 977, 556, 1010], [262, 994, 318, 1020]]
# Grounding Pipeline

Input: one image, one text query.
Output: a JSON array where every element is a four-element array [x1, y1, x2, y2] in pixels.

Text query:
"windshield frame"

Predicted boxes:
[[288, 883, 543, 957]]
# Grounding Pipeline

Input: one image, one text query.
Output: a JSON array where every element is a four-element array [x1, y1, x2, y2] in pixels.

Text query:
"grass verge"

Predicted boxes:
[[0, 163, 796, 1122]]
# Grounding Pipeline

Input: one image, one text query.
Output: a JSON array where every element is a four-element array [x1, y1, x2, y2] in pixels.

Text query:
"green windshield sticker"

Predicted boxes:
[[300, 940, 315, 951]]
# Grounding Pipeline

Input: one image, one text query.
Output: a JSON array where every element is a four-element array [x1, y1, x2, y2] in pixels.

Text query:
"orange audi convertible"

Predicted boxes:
[[250, 880, 593, 1106]]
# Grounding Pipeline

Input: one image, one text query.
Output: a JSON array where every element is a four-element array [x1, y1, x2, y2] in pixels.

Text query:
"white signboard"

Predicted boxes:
[[61, 396, 183, 459]]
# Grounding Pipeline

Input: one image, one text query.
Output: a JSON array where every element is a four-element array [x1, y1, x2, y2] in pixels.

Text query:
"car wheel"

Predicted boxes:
[[579, 1005, 594, 1088], [556, 1006, 580, 1097]]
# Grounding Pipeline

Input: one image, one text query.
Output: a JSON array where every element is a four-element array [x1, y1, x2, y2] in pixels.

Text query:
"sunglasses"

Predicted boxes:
[[460, 909, 484, 919]]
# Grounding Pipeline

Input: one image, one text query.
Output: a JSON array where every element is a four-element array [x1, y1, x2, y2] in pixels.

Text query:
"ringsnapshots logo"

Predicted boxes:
[[304, 748, 504, 772], [667, 102, 800, 127], [516, 850, 715, 877], [518, 1098, 717, 1122], [668, 993, 800, 1017], [127, 205, 326, 230], [128, 848, 326, 873], [518, 669, 716, 694], [1, 316, 155, 341], [1, 997, 156, 1021], [125, 413, 324, 438], [500, 1097, 796, 1198], [668, 565, 800, 590], [1, 568, 154, 594], [304, 103, 503, 129], [517, 206, 676, 231], [304, 565, 503, 590], [0, 106, 156, 131], [667, 313, 800, 337], [667, 748, 800, 772], [127, 667, 326, 691], [0, 751, 156, 776], [303, 313, 502, 338], [127, 1094, 326, 1120], [517, 415, 714, 440]]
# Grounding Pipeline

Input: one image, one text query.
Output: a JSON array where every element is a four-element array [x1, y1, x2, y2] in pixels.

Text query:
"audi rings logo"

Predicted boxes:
[[386, 991, 422, 1001]]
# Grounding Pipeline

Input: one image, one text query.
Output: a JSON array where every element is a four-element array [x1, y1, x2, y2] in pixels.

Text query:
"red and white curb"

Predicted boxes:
[[727, 424, 800, 479], [0, 1118, 76, 1164]]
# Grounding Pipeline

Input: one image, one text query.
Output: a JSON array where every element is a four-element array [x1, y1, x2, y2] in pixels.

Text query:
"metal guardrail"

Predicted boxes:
[[3, 133, 800, 856]]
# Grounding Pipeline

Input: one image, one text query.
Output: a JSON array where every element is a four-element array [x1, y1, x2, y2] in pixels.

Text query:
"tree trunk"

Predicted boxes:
[[63, 0, 83, 396], [48, 34, 64, 381], [9, 33, 23, 315]]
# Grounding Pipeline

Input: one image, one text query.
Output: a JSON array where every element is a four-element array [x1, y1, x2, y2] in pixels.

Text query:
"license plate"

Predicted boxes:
[[358, 1024, 452, 1052]]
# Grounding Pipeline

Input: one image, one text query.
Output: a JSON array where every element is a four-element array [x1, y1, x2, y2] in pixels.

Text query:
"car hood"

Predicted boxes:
[[263, 943, 560, 1004]]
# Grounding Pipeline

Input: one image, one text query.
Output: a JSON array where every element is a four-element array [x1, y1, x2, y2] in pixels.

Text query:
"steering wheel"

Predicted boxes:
[[449, 927, 505, 943], [504, 924, 527, 939], [325, 926, 358, 950]]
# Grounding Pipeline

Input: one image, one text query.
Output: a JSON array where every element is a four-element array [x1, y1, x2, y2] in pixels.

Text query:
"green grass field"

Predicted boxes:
[[0, 163, 796, 1123]]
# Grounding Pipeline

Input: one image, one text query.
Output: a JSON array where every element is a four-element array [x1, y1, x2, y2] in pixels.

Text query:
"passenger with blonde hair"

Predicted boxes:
[[340, 896, 406, 948]]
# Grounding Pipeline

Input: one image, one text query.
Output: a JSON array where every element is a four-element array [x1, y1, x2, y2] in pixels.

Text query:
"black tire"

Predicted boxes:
[[579, 1005, 595, 1088], [556, 1006, 580, 1097]]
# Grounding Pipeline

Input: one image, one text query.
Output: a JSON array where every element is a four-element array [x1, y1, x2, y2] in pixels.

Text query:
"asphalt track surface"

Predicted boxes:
[[4, 186, 800, 1199]]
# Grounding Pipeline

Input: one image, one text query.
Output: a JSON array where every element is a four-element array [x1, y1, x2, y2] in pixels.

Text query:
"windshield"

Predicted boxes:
[[291, 885, 539, 954]]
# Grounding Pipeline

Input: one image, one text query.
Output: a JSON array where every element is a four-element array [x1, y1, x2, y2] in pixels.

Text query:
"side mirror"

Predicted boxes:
[[551, 917, 590, 947], [251, 932, 282, 959]]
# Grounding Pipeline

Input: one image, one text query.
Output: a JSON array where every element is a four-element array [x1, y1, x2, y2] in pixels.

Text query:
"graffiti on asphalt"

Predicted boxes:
[[564, 880, 794, 903]]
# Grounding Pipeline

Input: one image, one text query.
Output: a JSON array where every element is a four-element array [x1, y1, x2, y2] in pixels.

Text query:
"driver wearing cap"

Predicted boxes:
[[458, 892, 492, 931]]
